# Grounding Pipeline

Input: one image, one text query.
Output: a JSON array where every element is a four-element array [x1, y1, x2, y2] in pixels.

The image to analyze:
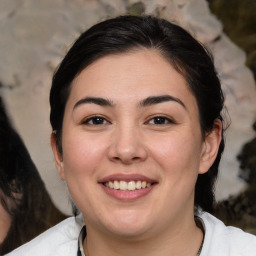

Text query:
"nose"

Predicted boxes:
[[107, 123, 148, 164]]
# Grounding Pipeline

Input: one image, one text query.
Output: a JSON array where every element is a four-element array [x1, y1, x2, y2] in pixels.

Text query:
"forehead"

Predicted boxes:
[[68, 49, 198, 111]]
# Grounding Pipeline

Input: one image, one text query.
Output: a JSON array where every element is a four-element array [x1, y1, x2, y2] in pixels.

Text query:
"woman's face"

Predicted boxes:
[[52, 49, 219, 239]]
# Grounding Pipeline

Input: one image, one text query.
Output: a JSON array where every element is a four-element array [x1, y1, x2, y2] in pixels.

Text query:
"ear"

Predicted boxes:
[[199, 119, 222, 174], [51, 132, 66, 180]]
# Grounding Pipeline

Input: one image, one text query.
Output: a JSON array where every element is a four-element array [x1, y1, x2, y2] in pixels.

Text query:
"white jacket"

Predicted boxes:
[[5, 212, 256, 256]]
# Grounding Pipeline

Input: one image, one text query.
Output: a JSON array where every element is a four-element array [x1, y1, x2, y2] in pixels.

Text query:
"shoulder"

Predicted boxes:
[[4, 215, 84, 256], [199, 212, 256, 256]]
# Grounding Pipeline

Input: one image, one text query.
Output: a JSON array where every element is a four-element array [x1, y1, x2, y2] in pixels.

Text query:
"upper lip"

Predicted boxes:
[[98, 173, 157, 183]]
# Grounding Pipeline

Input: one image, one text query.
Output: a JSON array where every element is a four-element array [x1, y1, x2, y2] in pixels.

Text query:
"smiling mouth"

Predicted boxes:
[[104, 180, 152, 191]]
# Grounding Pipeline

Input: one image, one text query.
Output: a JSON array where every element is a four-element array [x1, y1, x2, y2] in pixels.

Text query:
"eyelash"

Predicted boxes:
[[82, 116, 110, 126], [146, 116, 176, 125], [81, 115, 176, 126]]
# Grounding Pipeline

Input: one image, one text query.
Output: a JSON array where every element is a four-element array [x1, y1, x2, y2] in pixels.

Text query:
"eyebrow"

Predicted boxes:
[[73, 94, 186, 110], [140, 95, 186, 109], [73, 97, 115, 110]]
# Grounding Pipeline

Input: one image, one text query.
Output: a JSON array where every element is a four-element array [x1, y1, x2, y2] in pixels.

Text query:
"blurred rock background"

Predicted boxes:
[[0, 0, 255, 231], [207, 0, 256, 234]]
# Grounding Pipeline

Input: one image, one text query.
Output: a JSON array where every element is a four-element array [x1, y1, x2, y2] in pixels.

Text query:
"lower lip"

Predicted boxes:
[[100, 184, 155, 201]]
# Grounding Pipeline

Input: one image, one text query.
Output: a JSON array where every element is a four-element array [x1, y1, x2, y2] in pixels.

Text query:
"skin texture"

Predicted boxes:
[[52, 49, 222, 256], [0, 201, 11, 244]]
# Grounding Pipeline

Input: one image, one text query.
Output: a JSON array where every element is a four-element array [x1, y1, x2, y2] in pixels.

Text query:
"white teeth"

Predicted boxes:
[[114, 180, 119, 190], [120, 181, 128, 190], [136, 181, 142, 189], [128, 181, 135, 191], [104, 180, 152, 190], [109, 181, 114, 189]]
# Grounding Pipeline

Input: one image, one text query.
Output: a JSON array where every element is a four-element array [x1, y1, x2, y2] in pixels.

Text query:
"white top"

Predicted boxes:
[[4, 212, 256, 256]]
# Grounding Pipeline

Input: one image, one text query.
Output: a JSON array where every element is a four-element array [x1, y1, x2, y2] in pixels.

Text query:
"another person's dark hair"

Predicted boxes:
[[50, 15, 225, 214], [0, 97, 66, 254]]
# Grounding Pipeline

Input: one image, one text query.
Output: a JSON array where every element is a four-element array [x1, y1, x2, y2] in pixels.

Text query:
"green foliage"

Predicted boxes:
[[127, 2, 145, 16]]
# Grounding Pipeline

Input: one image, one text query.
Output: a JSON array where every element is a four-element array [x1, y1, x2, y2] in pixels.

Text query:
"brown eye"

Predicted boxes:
[[148, 116, 174, 125], [83, 116, 109, 125]]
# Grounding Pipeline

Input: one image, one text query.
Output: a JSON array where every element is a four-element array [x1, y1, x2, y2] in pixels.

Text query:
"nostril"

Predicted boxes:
[[111, 155, 143, 164], [107, 141, 148, 163]]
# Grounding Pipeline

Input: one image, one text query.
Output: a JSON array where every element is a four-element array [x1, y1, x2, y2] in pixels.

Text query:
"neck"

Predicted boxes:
[[84, 215, 203, 256]]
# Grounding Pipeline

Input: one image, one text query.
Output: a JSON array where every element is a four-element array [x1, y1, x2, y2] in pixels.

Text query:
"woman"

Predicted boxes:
[[6, 15, 256, 256], [0, 97, 66, 254]]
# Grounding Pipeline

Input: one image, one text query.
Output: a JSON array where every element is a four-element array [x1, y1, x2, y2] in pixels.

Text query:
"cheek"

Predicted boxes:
[[62, 132, 108, 178], [148, 132, 202, 170], [146, 130, 203, 198], [61, 133, 109, 210], [143, 132, 202, 217]]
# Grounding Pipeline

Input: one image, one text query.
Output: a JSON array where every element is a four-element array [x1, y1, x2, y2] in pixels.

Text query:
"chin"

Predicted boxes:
[[102, 214, 153, 239], [109, 225, 149, 239]]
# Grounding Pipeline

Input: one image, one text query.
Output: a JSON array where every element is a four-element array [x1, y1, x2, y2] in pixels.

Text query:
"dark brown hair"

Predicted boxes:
[[0, 97, 66, 254]]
